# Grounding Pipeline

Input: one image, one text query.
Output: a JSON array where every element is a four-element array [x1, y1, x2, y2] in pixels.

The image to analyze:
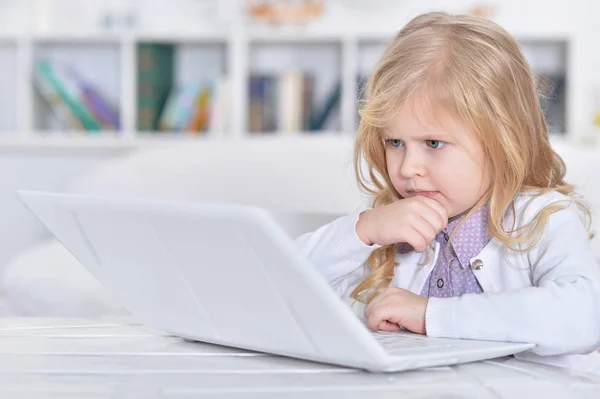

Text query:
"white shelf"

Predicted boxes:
[[248, 32, 347, 43], [0, 130, 348, 151], [30, 32, 232, 45], [0, 1, 583, 147], [245, 25, 401, 43], [134, 32, 230, 44], [0, 131, 590, 156], [353, 32, 396, 43], [0, 134, 136, 151], [31, 33, 123, 44], [23, 30, 571, 47]]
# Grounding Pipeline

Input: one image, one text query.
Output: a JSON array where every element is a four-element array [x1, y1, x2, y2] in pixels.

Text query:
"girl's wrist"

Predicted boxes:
[[356, 210, 374, 246]]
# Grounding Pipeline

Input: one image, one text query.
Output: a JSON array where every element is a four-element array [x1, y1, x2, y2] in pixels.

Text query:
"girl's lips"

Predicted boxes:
[[412, 190, 439, 199]]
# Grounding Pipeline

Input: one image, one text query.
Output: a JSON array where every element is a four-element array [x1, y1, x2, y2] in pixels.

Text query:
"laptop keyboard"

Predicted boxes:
[[372, 331, 461, 355]]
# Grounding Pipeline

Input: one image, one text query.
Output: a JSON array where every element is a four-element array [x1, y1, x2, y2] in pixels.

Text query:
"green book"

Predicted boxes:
[[35, 60, 102, 131], [137, 43, 175, 131]]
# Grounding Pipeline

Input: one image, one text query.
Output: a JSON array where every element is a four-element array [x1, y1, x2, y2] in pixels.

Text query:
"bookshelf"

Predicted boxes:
[[0, 1, 577, 148]]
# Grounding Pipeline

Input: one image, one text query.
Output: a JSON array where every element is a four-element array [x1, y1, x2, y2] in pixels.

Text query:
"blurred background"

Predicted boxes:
[[1, 0, 600, 317], [2, 0, 596, 138]]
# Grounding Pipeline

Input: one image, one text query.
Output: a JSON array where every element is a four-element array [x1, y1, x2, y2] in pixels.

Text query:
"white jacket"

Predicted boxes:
[[296, 191, 600, 372]]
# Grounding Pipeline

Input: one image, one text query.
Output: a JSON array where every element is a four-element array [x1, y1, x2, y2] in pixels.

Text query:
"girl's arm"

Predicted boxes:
[[295, 211, 379, 297], [426, 203, 600, 356]]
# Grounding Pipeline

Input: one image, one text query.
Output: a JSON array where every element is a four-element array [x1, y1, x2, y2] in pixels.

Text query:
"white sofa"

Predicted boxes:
[[1, 135, 599, 317]]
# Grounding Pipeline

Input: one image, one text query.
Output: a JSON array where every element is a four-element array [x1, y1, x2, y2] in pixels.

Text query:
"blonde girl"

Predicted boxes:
[[297, 12, 600, 372]]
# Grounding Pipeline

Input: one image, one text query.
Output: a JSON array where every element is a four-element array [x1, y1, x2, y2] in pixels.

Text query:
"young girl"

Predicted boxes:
[[297, 12, 600, 373]]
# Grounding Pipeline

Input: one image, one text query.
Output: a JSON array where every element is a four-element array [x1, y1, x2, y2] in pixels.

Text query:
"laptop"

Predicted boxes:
[[17, 190, 534, 372]]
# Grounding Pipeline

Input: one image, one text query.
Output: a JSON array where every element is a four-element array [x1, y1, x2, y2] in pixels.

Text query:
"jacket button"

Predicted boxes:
[[471, 259, 484, 270]]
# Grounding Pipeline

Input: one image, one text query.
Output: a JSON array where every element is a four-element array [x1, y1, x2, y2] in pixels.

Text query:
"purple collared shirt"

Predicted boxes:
[[420, 204, 491, 297]]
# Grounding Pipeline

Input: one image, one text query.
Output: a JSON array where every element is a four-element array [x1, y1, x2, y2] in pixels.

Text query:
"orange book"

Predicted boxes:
[[186, 87, 211, 133]]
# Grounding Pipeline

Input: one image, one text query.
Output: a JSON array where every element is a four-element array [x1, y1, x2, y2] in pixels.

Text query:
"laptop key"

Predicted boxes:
[[372, 331, 461, 355]]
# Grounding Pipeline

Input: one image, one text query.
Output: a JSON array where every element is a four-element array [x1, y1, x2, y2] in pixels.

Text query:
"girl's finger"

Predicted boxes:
[[378, 320, 401, 332]]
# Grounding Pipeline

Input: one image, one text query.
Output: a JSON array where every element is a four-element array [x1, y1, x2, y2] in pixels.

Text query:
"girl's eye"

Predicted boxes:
[[385, 139, 404, 148], [426, 140, 445, 149]]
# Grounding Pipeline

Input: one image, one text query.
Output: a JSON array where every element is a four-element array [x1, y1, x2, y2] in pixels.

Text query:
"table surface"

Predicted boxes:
[[0, 317, 599, 399]]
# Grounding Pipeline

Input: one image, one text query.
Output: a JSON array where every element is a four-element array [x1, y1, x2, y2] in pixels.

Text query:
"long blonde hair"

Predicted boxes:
[[351, 12, 592, 303]]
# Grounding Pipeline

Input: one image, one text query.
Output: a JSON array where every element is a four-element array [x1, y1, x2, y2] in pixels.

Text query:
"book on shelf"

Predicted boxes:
[[248, 71, 339, 134], [173, 83, 203, 131], [33, 59, 120, 132], [155, 77, 230, 134], [137, 43, 175, 131], [74, 70, 120, 130], [278, 71, 303, 133], [137, 43, 230, 135], [355, 73, 369, 127], [208, 76, 231, 134], [535, 73, 566, 133], [309, 80, 341, 132], [187, 86, 211, 132]]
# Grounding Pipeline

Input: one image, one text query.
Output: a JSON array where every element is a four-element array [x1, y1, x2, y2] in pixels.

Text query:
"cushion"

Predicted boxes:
[[2, 239, 128, 317]]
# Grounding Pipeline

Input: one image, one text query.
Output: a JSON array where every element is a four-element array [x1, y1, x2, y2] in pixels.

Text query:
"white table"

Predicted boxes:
[[0, 317, 599, 398]]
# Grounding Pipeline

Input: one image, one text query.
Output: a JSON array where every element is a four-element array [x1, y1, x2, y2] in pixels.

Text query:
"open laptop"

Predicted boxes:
[[17, 190, 534, 372]]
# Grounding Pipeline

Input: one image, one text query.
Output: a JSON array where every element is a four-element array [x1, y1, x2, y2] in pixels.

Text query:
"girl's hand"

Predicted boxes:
[[356, 196, 448, 252], [365, 287, 428, 334]]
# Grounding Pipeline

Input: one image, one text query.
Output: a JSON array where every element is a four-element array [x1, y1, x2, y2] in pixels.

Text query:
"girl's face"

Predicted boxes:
[[384, 103, 491, 218]]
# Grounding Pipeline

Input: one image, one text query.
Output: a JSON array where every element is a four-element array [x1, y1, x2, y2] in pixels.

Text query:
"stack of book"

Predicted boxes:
[[248, 71, 341, 133], [136, 43, 230, 134], [33, 59, 120, 132]]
